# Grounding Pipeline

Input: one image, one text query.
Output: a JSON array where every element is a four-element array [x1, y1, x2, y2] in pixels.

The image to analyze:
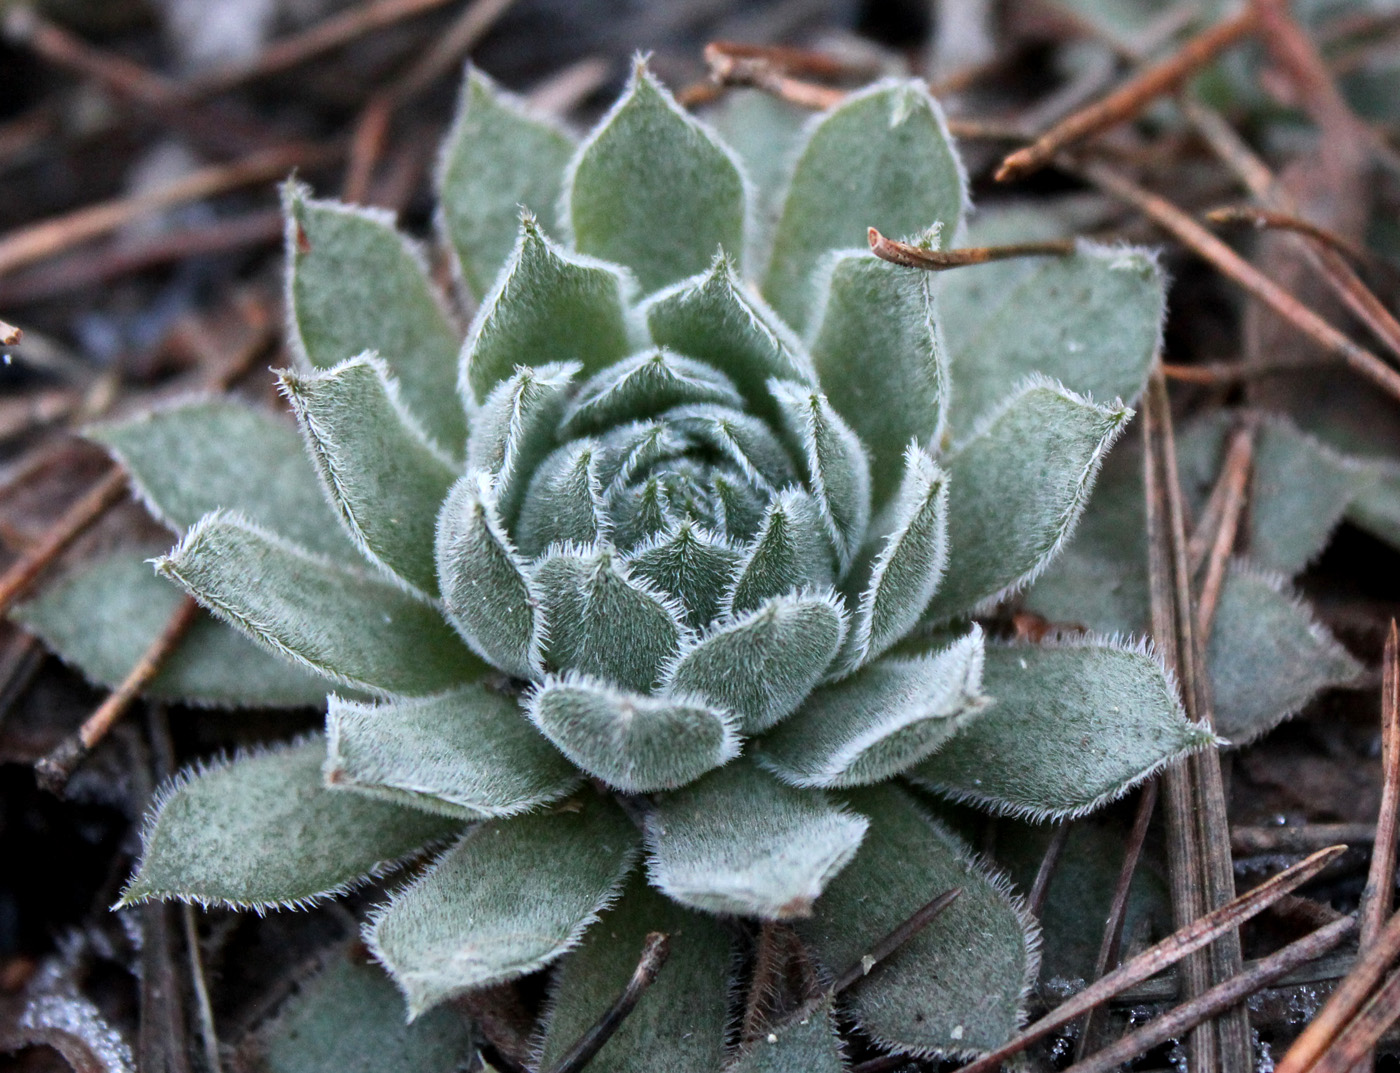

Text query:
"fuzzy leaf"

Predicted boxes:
[[160, 513, 481, 694], [646, 761, 868, 919], [924, 380, 1129, 623], [941, 244, 1163, 439], [367, 796, 637, 1017], [797, 784, 1035, 1058], [726, 490, 835, 615], [561, 349, 744, 438], [728, 998, 849, 1073], [325, 686, 579, 819], [810, 252, 946, 504], [92, 398, 356, 560], [121, 740, 458, 910], [533, 545, 687, 691], [759, 630, 987, 788], [12, 549, 329, 707], [666, 592, 847, 734], [1208, 563, 1363, 744], [771, 382, 872, 572], [643, 256, 815, 417], [763, 80, 965, 329], [439, 67, 575, 297], [709, 90, 808, 267], [566, 62, 746, 292], [1348, 461, 1400, 549], [280, 356, 455, 594], [668, 405, 798, 493], [624, 521, 743, 629], [527, 674, 739, 792], [536, 877, 732, 1073], [461, 217, 632, 405], [435, 475, 542, 681], [909, 641, 1211, 819], [515, 440, 607, 557], [285, 186, 464, 450], [845, 447, 948, 667], [256, 951, 472, 1073]]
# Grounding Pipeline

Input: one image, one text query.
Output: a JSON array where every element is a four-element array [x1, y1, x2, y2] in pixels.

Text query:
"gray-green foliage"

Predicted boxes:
[[31, 61, 1221, 1066]]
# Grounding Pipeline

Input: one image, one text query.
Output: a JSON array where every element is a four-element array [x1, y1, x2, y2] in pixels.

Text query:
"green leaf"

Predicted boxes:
[[1348, 460, 1400, 550], [367, 796, 638, 1018], [435, 475, 543, 681], [438, 67, 576, 298], [909, 640, 1212, 820], [120, 740, 458, 911], [91, 398, 356, 560], [533, 545, 688, 692], [668, 405, 798, 493], [1208, 563, 1363, 744], [326, 686, 579, 819], [461, 216, 633, 406], [561, 349, 744, 438], [565, 61, 747, 292], [284, 185, 465, 451], [759, 630, 987, 788], [725, 490, 835, 615], [515, 440, 607, 557], [941, 244, 1163, 439], [770, 382, 871, 572], [250, 947, 474, 1073], [763, 80, 966, 329], [280, 356, 456, 595], [646, 761, 868, 919], [844, 447, 948, 668], [12, 549, 329, 708], [708, 90, 808, 266], [535, 876, 732, 1073], [728, 997, 849, 1073], [923, 378, 1130, 623], [665, 591, 847, 734], [527, 673, 739, 792], [798, 783, 1035, 1059], [810, 252, 946, 505], [624, 520, 743, 629], [160, 512, 482, 695]]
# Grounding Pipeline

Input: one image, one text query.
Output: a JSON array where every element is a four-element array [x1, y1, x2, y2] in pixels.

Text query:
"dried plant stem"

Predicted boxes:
[[867, 228, 1075, 270], [0, 319, 18, 345], [1234, 824, 1379, 854], [543, 933, 670, 1073], [1066, 915, 1358, 1073], [950, 845, 1346, 1073], [831, 888, 961, 994], [995, 10, 1256, 183], [1028, 826, 1072, 920], [704, 41, 875, 82], [1309, 968, 1400, 1073], [182, 906, 222, 1073], [1194, 423, 1255, 646], [1207, 206, 1380, 268]]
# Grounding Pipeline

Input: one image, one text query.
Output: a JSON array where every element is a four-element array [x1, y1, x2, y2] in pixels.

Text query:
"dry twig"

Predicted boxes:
[[831, 889, 962, 994], [867, 228, 1075, 270], [543, 933, 670, 1073]]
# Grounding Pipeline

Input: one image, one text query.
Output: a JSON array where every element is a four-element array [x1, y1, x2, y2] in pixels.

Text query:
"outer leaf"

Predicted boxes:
[[923, 379, 1129, 623], [646, 761, 868, 919], [367, 796, 638, 1018], [1208, 563, 1363, 744], [728, 998, 849, 1073], [763, 80, 966, 329], [561, 349, 744, 438], [941, 244, 1163, 439], [91, 398, 356, 560], [160, 512, 481, 695], [909, 640, 1213, 820], [516, 440, 607, 557], [435, 475, 542, 681], [535, 877, 732, 1073], [527, 673, 739, 792], [461, 216, 632, 405], [438, 67, 575, 297], [759, 630, 987, 788], [120, 740, 458, 910], [12, 549, 330, 707], [770, 382, 872, 572], [665, 591, 847, 734], [1349, 460, 1400, 549], [325, 686, 579, 819], [565, 61, 747, 292], [284, 185, 464, 450], [533, 545, 688, 692], [797, 784, 1036, 1059], [844, 447, 948, 668], [624, 521, 743, 629], [709, 90, 808, 264], [725, 489, 835, 615], [809, 252, 946, 504], [280, 356, 456, 594], [250, 947, 473, 1073]]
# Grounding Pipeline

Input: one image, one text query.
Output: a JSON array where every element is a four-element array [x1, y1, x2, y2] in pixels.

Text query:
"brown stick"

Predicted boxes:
[[950, 845, 1347, 1073], [831, 888, 962, 994], [1028, 826, 1072, 920], [1194, 423, 1255, 646], [1207, 206, 1380, 268], [703, 41, 877, 82], [867, 228, 1076, 271], [543, 933, 670, 1073], [995, 10, 1257, 183], [384, 0, 519, 104], [0, 319, 19, 345], [1233, 823, 1378, 854], [1309, 967, 1400, 1073]]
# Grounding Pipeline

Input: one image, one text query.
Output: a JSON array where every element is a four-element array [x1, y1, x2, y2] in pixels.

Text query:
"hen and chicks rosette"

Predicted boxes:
[[78, 64, 1212, 1066]]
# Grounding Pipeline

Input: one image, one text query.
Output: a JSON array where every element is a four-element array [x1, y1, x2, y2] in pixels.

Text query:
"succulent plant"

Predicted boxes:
[[14, 63, 1221, 1068]]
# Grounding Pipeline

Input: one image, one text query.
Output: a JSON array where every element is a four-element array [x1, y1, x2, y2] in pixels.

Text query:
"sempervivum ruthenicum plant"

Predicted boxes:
[[16, 62, 1215, 1067]]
